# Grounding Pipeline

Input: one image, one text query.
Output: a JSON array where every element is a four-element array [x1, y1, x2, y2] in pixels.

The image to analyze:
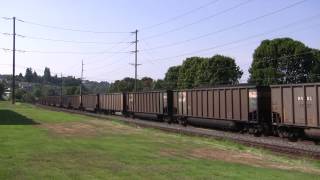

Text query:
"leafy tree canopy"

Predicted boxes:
[[249, 38, 320, 85], [175, 55, 242, 89], [164, 66, 181, 90]]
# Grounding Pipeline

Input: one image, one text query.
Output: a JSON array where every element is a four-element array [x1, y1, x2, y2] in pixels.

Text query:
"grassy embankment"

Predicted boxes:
[[0, 101, 320, 179]]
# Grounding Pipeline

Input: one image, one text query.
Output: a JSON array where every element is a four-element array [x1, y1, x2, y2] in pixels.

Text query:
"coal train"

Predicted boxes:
[[39, 83, 320, 141]]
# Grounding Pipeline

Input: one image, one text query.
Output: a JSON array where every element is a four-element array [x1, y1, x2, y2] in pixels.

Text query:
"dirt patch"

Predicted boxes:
[[190, 148, 320, 174], [39, 122, 98, 137], [85, 120, 142, 135], [37, 120, 142, 137], [159, 148, 179, 157]]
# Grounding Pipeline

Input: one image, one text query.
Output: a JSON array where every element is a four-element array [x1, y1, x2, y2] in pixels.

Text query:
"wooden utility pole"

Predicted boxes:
[[12, 17, 16, 104]]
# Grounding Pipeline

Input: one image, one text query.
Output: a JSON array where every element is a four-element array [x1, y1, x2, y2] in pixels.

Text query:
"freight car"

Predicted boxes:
[[46, 96, 61, 107], [38, 82, 320, 142], [99, 93, 126, 114], [271, 83, 320, 140], [172, 86, 271, 135], [81, 94, 99, 111], [126, 91, 172, 121], [61, 95, 81, 109]]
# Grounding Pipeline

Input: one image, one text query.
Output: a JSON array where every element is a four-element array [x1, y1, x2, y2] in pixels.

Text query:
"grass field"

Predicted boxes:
[[0, 101, 320, 179]]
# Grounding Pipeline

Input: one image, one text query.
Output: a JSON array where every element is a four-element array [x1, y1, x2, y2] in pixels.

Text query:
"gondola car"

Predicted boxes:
[[99, 93, 126, 115], [82, 94, 99, 111], [271, 83, 320, 140], [62, 95, 81, 109], [172, 86, 271, 135], [126, 90, 172, 121]]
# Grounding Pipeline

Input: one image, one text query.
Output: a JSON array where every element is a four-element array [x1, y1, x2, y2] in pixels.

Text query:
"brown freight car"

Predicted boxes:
[[126, 91, 172, 120], [271, 83, 320, 139], [173, 86, 271, 135], [99, 93, 125, 114], [61, 95, 81, 109], [47, 96, 61, 106], [82, 94, 99, 111]]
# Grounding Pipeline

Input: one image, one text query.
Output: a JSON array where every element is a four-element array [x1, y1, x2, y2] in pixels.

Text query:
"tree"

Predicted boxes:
[[175, 55, 242, 89], [33, 71, 39, 83], [107, 77, 136, 92], [249, 38, 320, 85], [25, 68, 33, 82], [17, 73, 24, 81], [153, 79, 166, 90], [22, 92, 35, 103], [178, 57, 203, 88], [0, 82, 5, 100], [33, 88, 43, 98], [141, 77, 153, 91], [164, 66, 181, 89], [15, 89, 26, 101], [46, 88, 58, 96], [43, 67, 51, 82], [195, 55, 242, 87]]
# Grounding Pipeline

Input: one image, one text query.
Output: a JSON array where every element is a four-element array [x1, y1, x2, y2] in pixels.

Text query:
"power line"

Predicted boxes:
[[140, 14, 319, 63], [140, 0, 220, 30], [85, 52, 131, 72], [85, 43, 133, 67], [139, 0, 308, 52], [15, 18, 131, 34], [14, 33, 131, 45], [141, 0, 254, 40], [65, 34, 134, 72], [1, 48, 130, 55], [79, 19, 320, 82]]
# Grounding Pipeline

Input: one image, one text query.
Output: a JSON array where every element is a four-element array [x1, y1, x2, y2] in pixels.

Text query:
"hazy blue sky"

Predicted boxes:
[[0, 0, 319, 82]]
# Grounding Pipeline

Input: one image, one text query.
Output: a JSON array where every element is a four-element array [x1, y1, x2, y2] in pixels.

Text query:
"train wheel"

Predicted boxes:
[[182, 118, 188, 127], [288, 132, 298, 142], [253, 127, 262, 137]]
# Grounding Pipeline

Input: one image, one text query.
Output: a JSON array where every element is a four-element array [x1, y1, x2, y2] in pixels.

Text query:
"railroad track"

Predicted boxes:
[[37, 104, 320, 159]]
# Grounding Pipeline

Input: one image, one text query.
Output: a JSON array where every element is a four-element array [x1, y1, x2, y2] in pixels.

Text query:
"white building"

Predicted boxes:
[[3, 88, 11, 100]]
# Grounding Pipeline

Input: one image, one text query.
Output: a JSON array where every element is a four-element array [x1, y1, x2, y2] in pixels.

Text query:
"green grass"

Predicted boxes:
[[0, 101, 320, 179]]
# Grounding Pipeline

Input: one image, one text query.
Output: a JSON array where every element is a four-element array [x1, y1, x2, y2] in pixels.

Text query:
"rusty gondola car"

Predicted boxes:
[[126, 91, 172, 120], [99, 93, 126, 114], [271, 83, 320, 139], [172, 86, 271, 135]]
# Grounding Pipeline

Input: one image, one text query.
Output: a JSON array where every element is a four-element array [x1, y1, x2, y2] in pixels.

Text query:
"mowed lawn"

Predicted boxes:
[[0, 102, 320, 179]]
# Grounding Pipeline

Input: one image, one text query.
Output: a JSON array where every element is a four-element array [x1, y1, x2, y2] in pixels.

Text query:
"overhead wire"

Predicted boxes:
[[140, 0, 220, 30], [1, 48, 130, 55], [64, 33, 135, 74], [139, 13, 320, 64], [141, 0, 254, 40], [15, 18, 131, 34], [14, 33, 131, 45], [139, 0, 308, 52]]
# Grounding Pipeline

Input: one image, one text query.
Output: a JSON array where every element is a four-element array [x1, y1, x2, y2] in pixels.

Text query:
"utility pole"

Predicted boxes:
[[80, 60, 84, 97], [60, 73, 63, 106], [12, 17, 16, 104], [130, 29, 141, 92]]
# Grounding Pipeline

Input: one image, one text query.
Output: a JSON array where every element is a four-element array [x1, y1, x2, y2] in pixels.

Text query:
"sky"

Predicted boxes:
[[0, 0, 319, 83]]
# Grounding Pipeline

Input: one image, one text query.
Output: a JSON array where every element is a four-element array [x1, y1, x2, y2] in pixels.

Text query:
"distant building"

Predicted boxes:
[[18, 82, 33, 91], [3, 88, 10, 100]]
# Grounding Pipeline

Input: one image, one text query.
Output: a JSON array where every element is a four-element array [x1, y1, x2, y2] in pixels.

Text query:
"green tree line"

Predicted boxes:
[[107, 37, 320, 92], [1, 37, 319, 98]]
